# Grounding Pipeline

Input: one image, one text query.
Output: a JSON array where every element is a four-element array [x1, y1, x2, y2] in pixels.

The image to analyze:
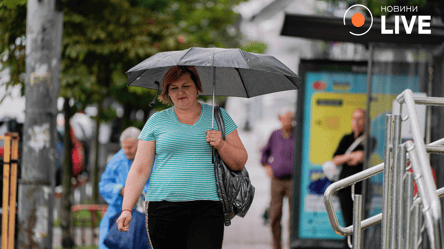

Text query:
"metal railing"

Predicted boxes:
[[324, 89, 444, 249]]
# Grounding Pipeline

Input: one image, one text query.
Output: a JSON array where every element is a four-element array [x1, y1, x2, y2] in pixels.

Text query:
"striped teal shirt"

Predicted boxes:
[[139, 103, 237, 202]]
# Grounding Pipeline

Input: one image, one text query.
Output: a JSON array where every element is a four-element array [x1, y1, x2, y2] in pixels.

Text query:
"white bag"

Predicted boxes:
[[322, 135, 365, 182], [322, 160, 341, 182]]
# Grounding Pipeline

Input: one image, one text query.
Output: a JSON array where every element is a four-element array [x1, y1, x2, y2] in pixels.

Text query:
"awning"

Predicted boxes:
[[280, 13, 444, 45]]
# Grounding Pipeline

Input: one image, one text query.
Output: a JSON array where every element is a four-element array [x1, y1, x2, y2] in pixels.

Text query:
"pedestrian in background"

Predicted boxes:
[[116, 66, 248, 249], [98, 127, 151, 249], [332, 109, 376, 248], [261, 107, 295, 249]]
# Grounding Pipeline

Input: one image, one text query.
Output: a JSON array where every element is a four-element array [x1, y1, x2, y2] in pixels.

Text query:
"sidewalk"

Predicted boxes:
[[222, 130, 290, 249], [53, 130, 290, 249]]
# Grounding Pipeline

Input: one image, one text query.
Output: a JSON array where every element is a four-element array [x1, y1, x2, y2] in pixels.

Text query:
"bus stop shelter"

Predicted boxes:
[[280, 13, 444, 248]]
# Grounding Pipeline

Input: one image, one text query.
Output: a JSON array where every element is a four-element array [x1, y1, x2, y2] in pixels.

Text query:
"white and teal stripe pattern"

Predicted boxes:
[[139, 103, 237, 202]]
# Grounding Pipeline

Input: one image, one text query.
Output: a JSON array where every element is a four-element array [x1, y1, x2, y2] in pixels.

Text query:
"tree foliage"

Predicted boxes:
[[0, 1, 26, 99], [3, 0, 26, 9], [0, 0, 248, 120], [0, 0, 248, 213]]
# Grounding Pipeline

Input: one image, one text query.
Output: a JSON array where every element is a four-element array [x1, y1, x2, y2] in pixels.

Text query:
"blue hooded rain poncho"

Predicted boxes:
[[98, 149, 152, 249]]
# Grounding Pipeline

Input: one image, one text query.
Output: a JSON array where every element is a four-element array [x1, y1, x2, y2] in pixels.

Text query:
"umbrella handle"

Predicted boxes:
[[210, 128, 214, 164], [212, 66, 216, 129], [149, 81, 160, 107]]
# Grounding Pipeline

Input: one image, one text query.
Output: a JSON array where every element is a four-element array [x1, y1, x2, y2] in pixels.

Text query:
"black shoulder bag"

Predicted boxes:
[[213, 106, 255, 226]]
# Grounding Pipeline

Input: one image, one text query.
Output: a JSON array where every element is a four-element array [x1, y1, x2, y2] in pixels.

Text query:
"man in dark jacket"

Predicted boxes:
[[332, 109, 375, 231]]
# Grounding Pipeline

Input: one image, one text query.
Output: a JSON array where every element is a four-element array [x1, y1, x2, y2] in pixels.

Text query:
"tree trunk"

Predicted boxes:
[[61, 98, 74, 248], [18, 1, 62, 248], [92, 100, 104, 204], [123, 103, 132, 130]]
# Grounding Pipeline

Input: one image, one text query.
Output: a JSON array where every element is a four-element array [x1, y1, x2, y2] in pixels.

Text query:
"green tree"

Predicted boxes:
[[0, 1, 26, 99], [1, 3, 248, 246], [108, 0, 249, 131], [0, 1, 257, 248], [59, 0, 182, 206]]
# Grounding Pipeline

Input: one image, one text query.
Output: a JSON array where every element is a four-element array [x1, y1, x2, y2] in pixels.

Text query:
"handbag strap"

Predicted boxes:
[[345, 134, 365, 155], [214, 106, 225, 140]]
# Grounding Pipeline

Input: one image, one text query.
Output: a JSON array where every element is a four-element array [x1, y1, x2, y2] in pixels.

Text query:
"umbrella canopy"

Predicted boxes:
[[126, 47, 300, 98]]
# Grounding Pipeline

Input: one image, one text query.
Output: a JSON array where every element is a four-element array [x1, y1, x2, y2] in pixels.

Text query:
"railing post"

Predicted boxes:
[[381, 114, 393, 249], [397, 144, 407, 248], [412, 203, 420, 249], [353, 195, 363, 249], [390, 114, 402, 249], [405, 172, 414, 249]]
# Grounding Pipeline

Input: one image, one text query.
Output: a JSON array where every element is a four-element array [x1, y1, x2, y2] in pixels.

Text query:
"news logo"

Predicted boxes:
[[380, 6, 431, 34], [343, 4, 432, 36], [343, 4, 374, 36]]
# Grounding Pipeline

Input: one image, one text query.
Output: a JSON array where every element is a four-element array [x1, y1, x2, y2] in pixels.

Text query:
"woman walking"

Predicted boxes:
[[116, 66, 248, 248]]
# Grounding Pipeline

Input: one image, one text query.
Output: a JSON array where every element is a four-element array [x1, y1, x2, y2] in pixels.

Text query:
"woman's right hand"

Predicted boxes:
[[117, 211, 132, 232]]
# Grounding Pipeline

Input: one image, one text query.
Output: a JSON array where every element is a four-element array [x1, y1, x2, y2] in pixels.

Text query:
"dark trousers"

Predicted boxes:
[[270, 176, 292, 249], [337, 182, 362, 248], [337, 182, 362, 227], [145, 200, 224, 249]]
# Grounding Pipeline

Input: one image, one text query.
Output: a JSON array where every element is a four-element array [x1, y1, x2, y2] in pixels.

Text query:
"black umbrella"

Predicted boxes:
[[126, 47, 300, 127]]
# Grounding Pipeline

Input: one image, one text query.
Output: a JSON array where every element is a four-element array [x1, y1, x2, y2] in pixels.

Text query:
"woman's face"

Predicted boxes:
[[168, 73, 198, 109]]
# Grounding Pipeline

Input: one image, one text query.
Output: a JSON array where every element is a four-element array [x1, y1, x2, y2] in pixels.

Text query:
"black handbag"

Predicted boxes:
[[213, 106, 255, 226]]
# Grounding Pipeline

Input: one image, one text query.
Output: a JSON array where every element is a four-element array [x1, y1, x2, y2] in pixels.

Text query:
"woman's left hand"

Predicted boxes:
[[206, 130, 225, 150]]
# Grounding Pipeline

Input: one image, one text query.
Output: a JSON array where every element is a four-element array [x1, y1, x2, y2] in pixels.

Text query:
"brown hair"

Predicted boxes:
[[159, 66, 203, 105]]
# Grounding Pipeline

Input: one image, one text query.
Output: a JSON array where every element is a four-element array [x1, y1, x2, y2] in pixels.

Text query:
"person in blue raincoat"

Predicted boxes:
[[99, 127, 151, 249]]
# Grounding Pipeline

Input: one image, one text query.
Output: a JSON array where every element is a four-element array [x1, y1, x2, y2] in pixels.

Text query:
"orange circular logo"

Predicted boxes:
[[343, 4, 374, 36], [352, 13, 365, 27]]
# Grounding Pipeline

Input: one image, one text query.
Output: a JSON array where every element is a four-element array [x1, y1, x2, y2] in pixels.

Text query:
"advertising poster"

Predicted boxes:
[[297, 70, 419, 240]]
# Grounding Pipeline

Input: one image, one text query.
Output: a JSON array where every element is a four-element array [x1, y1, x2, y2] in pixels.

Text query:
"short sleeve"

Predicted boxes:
[[220, 107, 237, 136], [139, 112, 159, 141]]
